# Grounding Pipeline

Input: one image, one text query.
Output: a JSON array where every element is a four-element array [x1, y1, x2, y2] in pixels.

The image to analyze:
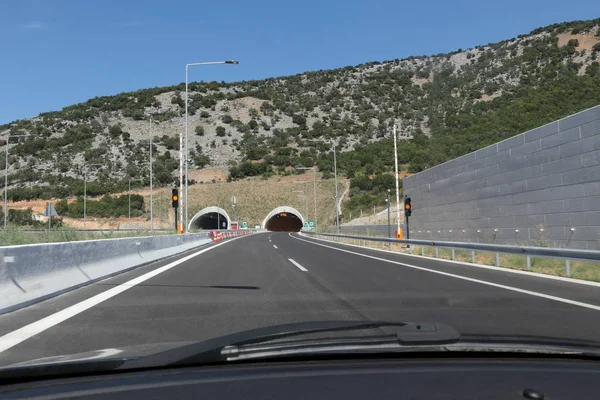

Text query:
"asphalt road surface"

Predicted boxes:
[[1, 231, 600, 366]]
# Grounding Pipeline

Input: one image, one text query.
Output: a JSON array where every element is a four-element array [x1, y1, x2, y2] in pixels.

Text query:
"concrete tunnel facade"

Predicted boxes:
[[262, 206, 305, 232], [188, 206, 231, 230]]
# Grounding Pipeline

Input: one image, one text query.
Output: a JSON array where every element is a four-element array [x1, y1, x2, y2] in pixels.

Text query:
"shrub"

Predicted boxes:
[[194, 154, 211, 167], [109, 125, 122, 138], [195, 125, 205, 136], [216, 126, 226, 137]]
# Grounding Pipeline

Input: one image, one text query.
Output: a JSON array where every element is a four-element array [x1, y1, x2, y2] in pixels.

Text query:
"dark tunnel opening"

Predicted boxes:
[[190, 212, 229, 230], [265, 213, 303, 232]]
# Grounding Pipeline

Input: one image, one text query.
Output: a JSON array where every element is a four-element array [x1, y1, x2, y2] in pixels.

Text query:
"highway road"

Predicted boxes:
[[1, 231, 600, 366]]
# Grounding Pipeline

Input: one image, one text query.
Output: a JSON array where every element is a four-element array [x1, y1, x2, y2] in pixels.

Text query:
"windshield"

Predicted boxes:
[[1, 0, 600, 373]]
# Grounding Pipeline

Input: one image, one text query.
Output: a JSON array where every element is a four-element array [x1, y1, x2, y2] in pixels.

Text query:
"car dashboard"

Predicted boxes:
[[1, 356, 599, 399]]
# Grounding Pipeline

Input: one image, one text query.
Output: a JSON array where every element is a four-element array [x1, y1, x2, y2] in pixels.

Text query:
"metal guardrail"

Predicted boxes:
[[304, 231, 600, 278]]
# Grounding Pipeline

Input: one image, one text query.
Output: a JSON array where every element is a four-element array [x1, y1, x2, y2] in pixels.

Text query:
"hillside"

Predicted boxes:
[[1, 18, 600, 224], [6, 169, 344, 229]]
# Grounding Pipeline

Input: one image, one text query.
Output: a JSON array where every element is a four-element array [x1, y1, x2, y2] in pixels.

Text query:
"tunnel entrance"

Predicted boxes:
[[262, 206, 304, 232], [189, 207, 231, 230]]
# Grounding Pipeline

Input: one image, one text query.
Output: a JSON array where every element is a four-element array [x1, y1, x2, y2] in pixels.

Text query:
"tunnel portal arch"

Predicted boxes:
[[189, 206, 231, 230], [262, 206, 305, 232]]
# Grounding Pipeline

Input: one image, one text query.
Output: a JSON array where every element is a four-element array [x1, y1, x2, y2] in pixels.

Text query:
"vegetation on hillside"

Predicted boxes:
[[1, 18, 600, 220], [0, 208, 63, 228], [54, 194, 145, 218]]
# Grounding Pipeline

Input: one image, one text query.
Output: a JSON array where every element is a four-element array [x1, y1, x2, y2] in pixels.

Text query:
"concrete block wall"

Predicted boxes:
[[402, 105, 600, 250], [340, 224, 405, 237]]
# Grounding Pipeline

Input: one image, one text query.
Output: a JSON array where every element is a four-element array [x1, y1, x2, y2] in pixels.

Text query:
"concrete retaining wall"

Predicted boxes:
[[0, 233, 218, 314], [402, 105, 600, 250], [340, 224, 405, 237]]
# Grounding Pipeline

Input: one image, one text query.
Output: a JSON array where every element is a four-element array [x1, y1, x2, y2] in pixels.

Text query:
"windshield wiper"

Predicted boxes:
[[123, 320, 460, 367], [0, 320, 458, 381], [4, 320, 600, 382]]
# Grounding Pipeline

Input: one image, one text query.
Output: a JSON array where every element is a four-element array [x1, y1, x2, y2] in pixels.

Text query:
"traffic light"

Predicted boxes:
[[405, 197, 412, 217], [172, 189, 179, 208]]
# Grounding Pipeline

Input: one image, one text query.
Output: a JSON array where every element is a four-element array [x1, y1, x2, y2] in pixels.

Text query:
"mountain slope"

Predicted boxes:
[[1, 18, 599, 207]]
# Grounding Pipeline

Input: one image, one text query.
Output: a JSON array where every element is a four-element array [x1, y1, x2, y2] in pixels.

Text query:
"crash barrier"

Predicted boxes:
[[0, 230, 253, 314], [303, 231, 600, 278], [210, 229, 252, 243]]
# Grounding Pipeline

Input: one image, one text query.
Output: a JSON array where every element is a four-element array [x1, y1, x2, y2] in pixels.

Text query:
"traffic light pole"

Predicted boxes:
[[172, 189, 179, 232], [404, 195, 411, 247]]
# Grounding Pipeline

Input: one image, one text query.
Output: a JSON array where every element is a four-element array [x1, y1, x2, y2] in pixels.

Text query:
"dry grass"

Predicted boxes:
[[405, 246, 600, 282], [0, 229, 172, 246], [320, 237, 600, 283], [142, 175, 341, 228]]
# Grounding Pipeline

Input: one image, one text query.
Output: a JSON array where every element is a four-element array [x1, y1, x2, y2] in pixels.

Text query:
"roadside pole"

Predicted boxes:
[[387, 189, 391, 249], [393, 124, 401, 236]]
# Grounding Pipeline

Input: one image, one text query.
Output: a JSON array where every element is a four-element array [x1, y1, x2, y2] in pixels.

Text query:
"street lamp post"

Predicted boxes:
[[292, 189, 308, 228], [296, 166, 317, 230], [307, 139, 338, 231], [333, 141, 339, 233], [83, 163, 102, 230], [184, 60, 238, 234], [149, 118, 153, 232], [3, 134, 29, 230]]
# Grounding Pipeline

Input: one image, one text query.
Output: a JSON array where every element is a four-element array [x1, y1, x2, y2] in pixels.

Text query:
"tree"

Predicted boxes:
[[171, 92, 184, 108], [292, 114, 307, 126], [109, 125, 122, 138], [586, 62, 600, 77], [195, 125, 205, 136], [216, 126, 226, 137], [194, 154, 211, 167]]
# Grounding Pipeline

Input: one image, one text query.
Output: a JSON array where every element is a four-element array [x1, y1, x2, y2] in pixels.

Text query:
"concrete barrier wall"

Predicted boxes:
[[0, 232, 248, 314], [402, 105, 600, 250], [340, 224, 405, 237]]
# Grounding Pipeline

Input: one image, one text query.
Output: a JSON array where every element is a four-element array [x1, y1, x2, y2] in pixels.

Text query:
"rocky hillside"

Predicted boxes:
[[1, 18, 600, 203]]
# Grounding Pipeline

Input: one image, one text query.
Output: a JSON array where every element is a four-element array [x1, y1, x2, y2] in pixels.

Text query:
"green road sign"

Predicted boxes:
[[241, 221, 248, 229], [308, 220, 315, 228], [304, 222, 308, 228]]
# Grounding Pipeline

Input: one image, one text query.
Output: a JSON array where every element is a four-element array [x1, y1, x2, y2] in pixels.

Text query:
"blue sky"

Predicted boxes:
[[1, 0, 599, 124]]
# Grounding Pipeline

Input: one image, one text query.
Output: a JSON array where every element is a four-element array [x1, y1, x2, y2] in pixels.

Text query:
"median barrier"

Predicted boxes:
[[0, 230, 252, 314]]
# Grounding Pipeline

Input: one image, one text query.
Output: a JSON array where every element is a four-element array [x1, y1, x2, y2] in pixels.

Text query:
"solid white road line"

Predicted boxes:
[[288, 258, 308, 272], [290, 234, 600, 312], [273, 245, 278, 249], [299, 233, 600, 288], [0, 237, 245, 354]]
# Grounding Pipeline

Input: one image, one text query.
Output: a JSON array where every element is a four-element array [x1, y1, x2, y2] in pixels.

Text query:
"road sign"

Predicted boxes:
[[304, 222, 308, 228], [231, 195, 236, 204], [308, 220, 315, 228], [241, 221, 248, 229], [43, 202, 59, 217]]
